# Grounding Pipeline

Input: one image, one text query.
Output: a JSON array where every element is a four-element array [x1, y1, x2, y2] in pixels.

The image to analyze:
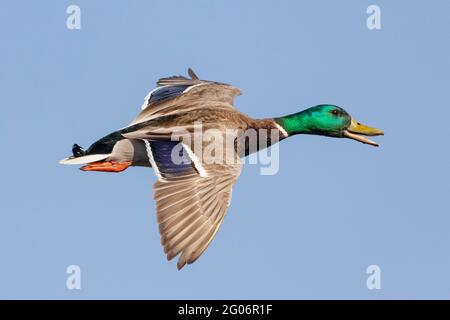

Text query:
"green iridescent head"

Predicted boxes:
[[275, 104, 384, 146]]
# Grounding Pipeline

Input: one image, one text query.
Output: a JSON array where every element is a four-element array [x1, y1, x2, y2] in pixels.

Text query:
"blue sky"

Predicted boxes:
[[1, 0, 450, 299]]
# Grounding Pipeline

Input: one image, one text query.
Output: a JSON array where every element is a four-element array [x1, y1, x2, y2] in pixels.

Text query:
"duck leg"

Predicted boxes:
[[80, 161, 132, 173]]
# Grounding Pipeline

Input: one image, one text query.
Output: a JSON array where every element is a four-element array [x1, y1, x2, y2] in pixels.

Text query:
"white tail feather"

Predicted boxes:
[[59, 154, 111, 165]]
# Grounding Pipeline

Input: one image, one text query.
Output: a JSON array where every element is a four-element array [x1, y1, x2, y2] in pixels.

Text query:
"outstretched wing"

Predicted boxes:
[[130, 68, 241, 125], [143, 139, 242, 269]]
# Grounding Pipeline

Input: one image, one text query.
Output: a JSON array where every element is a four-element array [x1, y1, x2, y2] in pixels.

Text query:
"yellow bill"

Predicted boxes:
[[343, 119, 384, 147]]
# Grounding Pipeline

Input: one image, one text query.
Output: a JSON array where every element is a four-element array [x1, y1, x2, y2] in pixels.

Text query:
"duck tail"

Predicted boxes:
[[59, 139, 133, 173], [59, 143, 111, 165]]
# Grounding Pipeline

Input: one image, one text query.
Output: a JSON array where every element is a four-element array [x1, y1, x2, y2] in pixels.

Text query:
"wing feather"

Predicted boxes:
[[130, 69, 241, 126], [152, 158, 242, 269]]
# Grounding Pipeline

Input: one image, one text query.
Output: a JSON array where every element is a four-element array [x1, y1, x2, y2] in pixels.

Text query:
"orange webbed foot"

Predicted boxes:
[[80, 161, 132, 173]]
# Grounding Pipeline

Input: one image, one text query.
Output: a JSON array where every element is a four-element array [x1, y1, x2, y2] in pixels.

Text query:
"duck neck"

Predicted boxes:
[[251, 118, 289, 142], [235, 118, 285, 157], [274, 110, 312, 136]]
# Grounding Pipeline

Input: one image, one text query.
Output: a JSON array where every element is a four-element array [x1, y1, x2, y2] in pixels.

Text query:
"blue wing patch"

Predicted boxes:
[[149, 85, 192, 104], [148, 140, 198, 179]]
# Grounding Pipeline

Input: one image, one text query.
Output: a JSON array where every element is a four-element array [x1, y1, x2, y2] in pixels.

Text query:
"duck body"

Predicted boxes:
[[70, 104, 287, 171], [60, 69, 383, 269]]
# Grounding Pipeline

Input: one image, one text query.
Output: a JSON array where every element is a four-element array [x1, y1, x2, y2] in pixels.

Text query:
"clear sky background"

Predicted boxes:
[[1, 0, 449, 299]]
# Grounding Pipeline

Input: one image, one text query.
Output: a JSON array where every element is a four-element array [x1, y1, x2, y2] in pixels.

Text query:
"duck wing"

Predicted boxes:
[[130, 68, 241, 125], [142, 139, 242, 269]]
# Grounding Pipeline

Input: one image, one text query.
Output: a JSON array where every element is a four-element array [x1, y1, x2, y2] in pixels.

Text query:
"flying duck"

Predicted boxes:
[[60, 69, 384, 269]]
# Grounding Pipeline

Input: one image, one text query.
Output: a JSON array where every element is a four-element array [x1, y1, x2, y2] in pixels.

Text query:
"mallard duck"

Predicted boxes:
[[60, 69, 383, 269]]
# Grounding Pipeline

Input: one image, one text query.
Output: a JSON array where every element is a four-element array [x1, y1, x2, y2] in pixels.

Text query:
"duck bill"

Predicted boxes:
[[343, 119, 384, 147]]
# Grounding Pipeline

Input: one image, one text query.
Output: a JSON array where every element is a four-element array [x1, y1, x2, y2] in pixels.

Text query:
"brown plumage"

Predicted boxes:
[[60, 69, 384, 269], [60, 68, 287, 269]]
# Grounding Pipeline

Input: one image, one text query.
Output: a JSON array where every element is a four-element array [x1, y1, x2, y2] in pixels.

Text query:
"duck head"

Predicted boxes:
[[275, 104, 384, 146]]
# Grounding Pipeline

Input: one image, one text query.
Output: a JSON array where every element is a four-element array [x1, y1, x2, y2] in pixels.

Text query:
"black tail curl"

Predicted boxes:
[[72, 144, 86, 158]]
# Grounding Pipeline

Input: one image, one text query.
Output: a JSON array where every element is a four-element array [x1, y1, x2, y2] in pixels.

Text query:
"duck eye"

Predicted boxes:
[[331, 109, 339, 116]]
